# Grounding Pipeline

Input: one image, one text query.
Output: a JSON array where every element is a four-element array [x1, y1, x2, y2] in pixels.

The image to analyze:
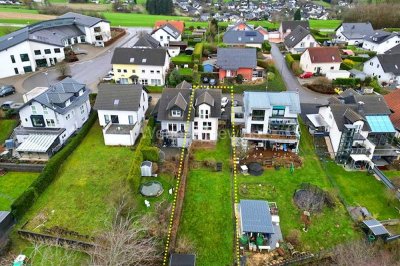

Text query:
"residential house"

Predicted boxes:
[[334, 22, 374, 45], [283, 25, 319, 54], [300, 47, 342, 75], [239, 91, 301, 153], [217, 48, 263, 82], [385, 44, 400, 55], [0, 12, 111, 78], [227, 21, 254, 31], [307, 89, 399, 167], [156, 88, 221, 147], [255, 26, 269, 41], [384, 89, 400, 138], [93, 84, 148, 146], [175, 80, 192, 89], [111, 47, 170, 86], [362, 31, 400, 54], [279, 20, 310, 39], [223, 30, 264, 49], [152, 21, 183, 47], [132, 33, 161, 49], [14, 78, 91, 160], [363, 54, 400, 85]]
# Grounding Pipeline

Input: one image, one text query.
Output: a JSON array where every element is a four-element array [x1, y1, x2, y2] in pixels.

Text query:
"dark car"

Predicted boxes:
[[0, 85, 16, 97]]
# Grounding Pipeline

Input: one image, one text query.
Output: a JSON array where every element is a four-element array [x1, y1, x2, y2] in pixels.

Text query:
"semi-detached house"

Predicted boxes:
[[363, 54, 400, 85], [284, 25, 319, 54]]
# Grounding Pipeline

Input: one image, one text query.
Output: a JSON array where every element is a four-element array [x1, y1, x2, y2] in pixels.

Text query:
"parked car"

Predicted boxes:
[[202, 77, 209, 84], [1, 101, 14, 110], [299, 72, 313, 79], [209, 78, 217, 86], [102, 75, 113, 81], [0, 85, 15, 97], [221, 97, 229, 108]]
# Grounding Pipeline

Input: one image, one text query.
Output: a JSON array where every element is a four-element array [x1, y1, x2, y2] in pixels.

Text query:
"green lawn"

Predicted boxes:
[[171, 54, 193, 64], [0, 172, 38, 210], [0, 18, 38, 25], [178, 68, 193, 76], [237, 121, 358, 251], [178, 133, 234, 265], [0, 6, 39, 13], [0, 119, 18, 144], [0, 26, 19, 36], [310, 19, 342, 30]]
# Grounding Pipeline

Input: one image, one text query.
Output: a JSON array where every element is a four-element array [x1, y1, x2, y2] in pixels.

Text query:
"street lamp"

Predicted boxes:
[[43, 71, 49, 87]]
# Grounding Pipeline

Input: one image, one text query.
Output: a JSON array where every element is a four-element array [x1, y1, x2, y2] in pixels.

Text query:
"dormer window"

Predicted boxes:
[[79, 89, 84, 96], [171, 109, 181, 117], [65, 99, 71, 107]]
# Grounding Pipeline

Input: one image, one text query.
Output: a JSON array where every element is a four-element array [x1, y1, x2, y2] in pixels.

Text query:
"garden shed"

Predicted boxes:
[[141, 161, 153, 177], [202, 59, 216, 73]]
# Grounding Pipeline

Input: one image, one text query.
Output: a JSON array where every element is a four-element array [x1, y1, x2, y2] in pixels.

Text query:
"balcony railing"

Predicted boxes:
[[351, 147, 371, 156], [243, 130, 298, 140], [161, 130, 190, 139]]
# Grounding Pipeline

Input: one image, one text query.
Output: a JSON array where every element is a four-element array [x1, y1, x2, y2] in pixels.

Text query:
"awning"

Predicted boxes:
[[16, 134, 59, 153], [307, 114, 328, 128], [350, 154, 371, 162], [366, 115, 396, 133]]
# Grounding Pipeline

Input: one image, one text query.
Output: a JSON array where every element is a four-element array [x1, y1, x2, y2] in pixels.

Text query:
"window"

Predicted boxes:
[[65, 113, 71, 120], [202, 133, 210, 140], [43, 106, 48, 114], [23, 66, 32, 73], [31, 105, 37, 114], [54, 48, 61, 53], [128, 115, 134, 124], [141, 79, 148, 85], [34, 50, 41, 55], [46, 119, 55, 127], [151, 79, 161, 85], [171, 109, 181, 117], [377, 64, 380, 68], [10, 55, 15, 63], [300, 42, 304, 47], [168, 123, 177, 132], [272, 107, 285, 116], [252, 110, 265, 120], [203, 122, 212, 130], [157, 70, 160, 74], [80, 105, 85, 114], [160, 36, 163, 40], [194, 121, 198, 130], [44, 49, 51, 54], [200, 109, 209, 119], [132, 69, 136, 73], [14, 68, 19, 74], [117, 69, 121, 73], [104, 115, 110, 124], [142, 70, 145, 73], [20, 53, 29, 62], [123, 69, 127, 73], [330, 66, 334, 70], [31, 115, 45, 127]]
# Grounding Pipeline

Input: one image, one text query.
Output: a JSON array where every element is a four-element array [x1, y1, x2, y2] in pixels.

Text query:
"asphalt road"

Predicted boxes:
[[270, 43, 330, 104]]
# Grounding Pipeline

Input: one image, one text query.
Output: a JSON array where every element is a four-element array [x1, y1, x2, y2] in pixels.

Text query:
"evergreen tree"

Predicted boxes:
[[294, 9, 301, 21]]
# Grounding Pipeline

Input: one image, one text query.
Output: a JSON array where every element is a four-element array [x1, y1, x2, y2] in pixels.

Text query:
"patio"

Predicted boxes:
[[241, 147, 302, 168]]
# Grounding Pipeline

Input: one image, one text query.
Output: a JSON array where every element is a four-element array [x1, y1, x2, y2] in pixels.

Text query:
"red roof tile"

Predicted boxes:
[[154, 20, 185, 33], [384, 89, 400, 130], [307, 47, 342, 64]]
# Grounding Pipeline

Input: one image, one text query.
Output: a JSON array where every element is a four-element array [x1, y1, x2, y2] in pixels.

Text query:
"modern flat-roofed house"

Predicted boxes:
[[14, 78, 91, 160], [0, 12, 111, 78], [217, 48, 263, 82], [111, 47, 170, 86], [300, 47, 342, 74], [284, 25, 319, 54], [363, 54, 400, 85], [362, 31, 400, 54], [307, 89, 399, 167], [93, 84, 148, 146], [279, 20, 310, 39], [240, 91, 301, 153], [151, 21, 183, 47], [223, 30, 264, 48], [334, 22, 374, 45]]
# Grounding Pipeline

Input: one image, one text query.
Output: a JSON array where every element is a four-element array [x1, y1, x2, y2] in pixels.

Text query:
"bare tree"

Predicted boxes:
[[56, 61, 70, 78]]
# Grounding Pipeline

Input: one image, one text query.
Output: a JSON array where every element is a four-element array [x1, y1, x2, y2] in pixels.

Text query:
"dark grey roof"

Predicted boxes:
[[111, 48, 168, 66], [175, 80, 192, 89], [157, 88, 193, 122], [132, 33, 160, 48], [339, 22, 374, 40], [385, 44, 400, 55], [58, 12, 108, 27], [240, 200, 274, 234], [343, 108, 364, 123], [284, 25, 311, 48], [364, 30, 396, 44], [94, 84, 144, 111], [363, 219, 390, 236], [223, 30, 264, 44], [281, 21, 310, 32], [216, 48, 256, 70], [30, 25, 84, 47], [169, 254, 196, 266], [22, 77, 89, 115], [195, 91, 214, 107], [195, 89, 221, 118], [166, 92, 188, 111], [376, 54, 400, 75], [153, 23, 181, 39]]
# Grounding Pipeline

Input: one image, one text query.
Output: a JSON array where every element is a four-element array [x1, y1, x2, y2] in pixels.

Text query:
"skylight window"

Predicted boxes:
[[114, 99, 119, 105], [142, 58, 147, 63], [129, 58, 135, 63]]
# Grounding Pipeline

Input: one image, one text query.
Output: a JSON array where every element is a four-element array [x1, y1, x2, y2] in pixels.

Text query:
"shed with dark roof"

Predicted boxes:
[[169, 254, 196, 266], [239, 200, 274, 234]]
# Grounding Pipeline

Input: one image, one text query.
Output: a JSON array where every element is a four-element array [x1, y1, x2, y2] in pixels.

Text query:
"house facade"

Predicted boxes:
[[239, 91, 301, 153], [334, 22, 374, 45], [111, 47, 170, 86], [300, 47, 342, 74], [151, 22, 183, 47], [362, 31, 400, 54], [14, 78, 91, 160], [279, 21, 310, 39], [363, 54, 400, 85], [93, 84, 148, 146], [284, 25, 319, 54], [0, 12, 111, 78]]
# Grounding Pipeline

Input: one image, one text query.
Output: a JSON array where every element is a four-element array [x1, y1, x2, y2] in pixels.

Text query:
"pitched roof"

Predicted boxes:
[[338, 22, 374, 40], [156, 88, 193, 122], [255, 26, 268, 35], [244, 91, 301, 114], [227, 21, 254, 31], [111, 47, 168, 66], [364, 30, 397, 44], [240, 200, 274, 234], [93, 84, 144, 111], [132, 33, 160, 48], [166, 92, 188, 111], [154, 20, 185, 33], [306, 47, 342, 64], [284, 25, 311, 48], [384, 89, 400, 130], [175, 80, 192, 89], [194, 89, 221, 118], [223, 30, 264, 44], [385, 44, 400, 55], [376, 54, 400, 75], [58, 12, 108, 27], [281, 21, 310, 32], [216, 48, 257, 70]]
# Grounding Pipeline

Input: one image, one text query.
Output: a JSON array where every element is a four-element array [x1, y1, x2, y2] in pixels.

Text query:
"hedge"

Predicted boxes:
[[262, 41, 271, 52], [142, 146, 160, 162], [340, 62, 353, 70], [291, 54, 301, 60], [347, 56, 369, 63], [285, 54, 295, 68], [193, 43, 203, 63], [332, 78, 361, 86], [11, 111, 98, 220]]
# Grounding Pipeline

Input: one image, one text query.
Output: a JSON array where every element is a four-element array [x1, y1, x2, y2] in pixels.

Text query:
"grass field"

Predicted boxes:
[[0, 26, 19, 36], [178, 133, 234, 265], [171, 54, 193, 64], [0, 119, 18, 144], [312, 0, 331, 8], [310, 19, 341, 30], [0, 172, 38, 210]]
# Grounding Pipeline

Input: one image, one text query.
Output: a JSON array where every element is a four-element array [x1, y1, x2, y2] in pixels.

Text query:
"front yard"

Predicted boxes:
[[0, 172, 38, 210], [0, 119, 18, 144], [177, 134, 234, 265]]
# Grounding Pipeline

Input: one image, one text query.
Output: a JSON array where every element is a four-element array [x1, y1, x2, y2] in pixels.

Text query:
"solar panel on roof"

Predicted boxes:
[[245, 31, 257, 36]]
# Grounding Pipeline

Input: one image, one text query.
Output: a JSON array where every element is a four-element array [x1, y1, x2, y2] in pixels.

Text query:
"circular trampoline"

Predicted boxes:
[[247, 162, 264, 176], [140, 181, 164, 197]]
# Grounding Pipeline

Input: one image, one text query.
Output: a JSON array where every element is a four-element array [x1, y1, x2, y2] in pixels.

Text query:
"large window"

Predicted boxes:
[[168, 123, 177, 132], [272, 106, 285, 116], [128, 115, 134, 124], [200, 109, 209, 119], [203, 122, 212, 130], [34, 50, 41, 55], [20, 53, 29, 62], [31, 115, 45, 127], [171, 109, 181, 117], [23, 66, 32, 73], [44, 49, 51, 54], [54, 48, 61, 53], [251, 110, 265, 121]]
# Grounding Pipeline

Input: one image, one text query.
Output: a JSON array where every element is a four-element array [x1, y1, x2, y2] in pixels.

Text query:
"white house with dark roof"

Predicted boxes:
[[14, 78, 91, 160], [283, 25, 319, 54], [151, 23, 182, 47], [363, 54, 400, 85], [0, 12, 110, 78], [111, 47, 170, 85], [300, 47, 342, 74], [334, 22, 374, 45], [93, 84, 148, 146], [362, 31, 400, 54], [279, 21, 310, 39]]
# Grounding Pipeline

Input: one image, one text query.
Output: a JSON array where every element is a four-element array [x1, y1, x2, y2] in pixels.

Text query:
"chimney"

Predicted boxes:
[[357, 101, 365, 115]]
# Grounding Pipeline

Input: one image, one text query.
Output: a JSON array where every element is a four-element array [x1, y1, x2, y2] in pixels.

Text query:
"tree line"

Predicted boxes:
[[146, 0, 174, 15]]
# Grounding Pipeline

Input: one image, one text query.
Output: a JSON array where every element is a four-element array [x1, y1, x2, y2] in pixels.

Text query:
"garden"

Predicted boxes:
[[0, 119, 18, 145]]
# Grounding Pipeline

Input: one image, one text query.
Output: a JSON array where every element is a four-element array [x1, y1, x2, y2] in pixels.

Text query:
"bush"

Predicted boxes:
[[291, 61, 303, 76], [306, 77, 334, 94], [343, 59, 355, 68], [235, 74, 244, 84], [142, 147, 160, 162], [291, 54, 301, 60], [286, 229, 301, 247], [285, 54, 295, 68], [347, 56, 369, 63], [332, 78, 361, 87], [193, 43, 203, 63], [11, 188, 37, 220], [262, 41, 271, 52], [340, 62, 353, 71]]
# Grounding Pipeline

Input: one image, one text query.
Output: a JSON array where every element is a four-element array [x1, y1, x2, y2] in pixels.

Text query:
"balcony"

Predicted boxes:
[[161, 129, 190, 139], [243, 130, 298, 142], [104, 123, 135, 135], [269, 118, 297, 125], [350, 147, 371, 156]]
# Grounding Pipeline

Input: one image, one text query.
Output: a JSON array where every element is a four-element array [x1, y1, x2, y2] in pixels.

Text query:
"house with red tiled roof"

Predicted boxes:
[[384, 89, 400, 137], [300, 47, 342, 74], [154, 20, 185, 33], [255, 26, 269, 41]]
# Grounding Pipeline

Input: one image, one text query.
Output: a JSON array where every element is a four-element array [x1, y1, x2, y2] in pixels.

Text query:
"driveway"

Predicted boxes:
[[270, 43, 330, 104], [0, 27, 151, 106]]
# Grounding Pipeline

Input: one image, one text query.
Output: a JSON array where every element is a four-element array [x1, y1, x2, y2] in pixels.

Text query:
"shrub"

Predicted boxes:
[[235, 74, 244, 84], [10, 188, 37, 220], [291, 54, 301, 60], [343, 59, 355, 68], [286, 229, 301, 247], [332, 78, 361, 87], [193, 43, 203, 63], [340, 62, 353, 71], [142, 147, 159, 162], [262, 41, 271, 52], [291, 61, 303, 76], [285, 54, 295, 68]]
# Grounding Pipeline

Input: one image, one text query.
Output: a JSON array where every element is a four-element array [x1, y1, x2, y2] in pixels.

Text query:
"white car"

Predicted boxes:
[[221, 97, 229, 108], [102, 75, 113, 81]]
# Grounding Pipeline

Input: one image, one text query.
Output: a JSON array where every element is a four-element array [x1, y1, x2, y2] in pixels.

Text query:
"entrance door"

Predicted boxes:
[[111, 115, 119, 123]]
